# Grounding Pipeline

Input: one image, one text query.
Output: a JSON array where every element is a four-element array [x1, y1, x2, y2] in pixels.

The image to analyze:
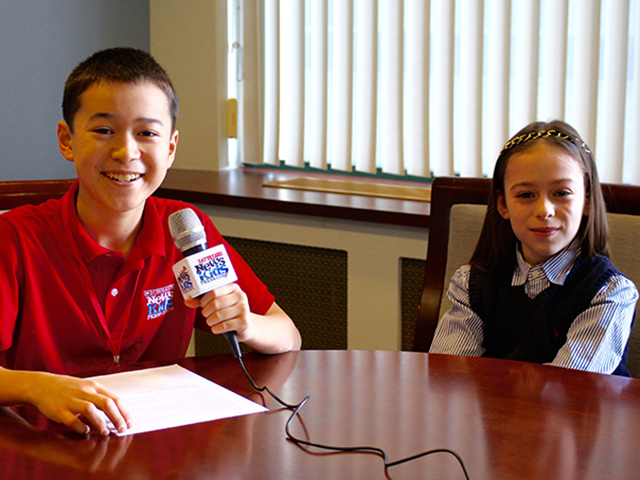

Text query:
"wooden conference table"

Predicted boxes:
[[1, 350, 639, 480]]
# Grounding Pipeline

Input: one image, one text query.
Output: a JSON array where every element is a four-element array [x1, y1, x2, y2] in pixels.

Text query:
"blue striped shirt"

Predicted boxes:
[[429, 245, 638, 374]]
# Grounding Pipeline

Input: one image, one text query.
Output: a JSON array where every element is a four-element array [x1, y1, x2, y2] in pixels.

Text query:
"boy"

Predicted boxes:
[[0, 47, 301, 436]]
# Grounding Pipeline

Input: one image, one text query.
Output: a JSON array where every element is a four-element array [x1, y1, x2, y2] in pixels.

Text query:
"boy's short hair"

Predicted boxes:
[[62, 47, 179, 132]]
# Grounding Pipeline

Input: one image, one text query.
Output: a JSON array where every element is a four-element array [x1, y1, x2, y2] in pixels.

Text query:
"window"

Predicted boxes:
[[231, 0, 640, 185]]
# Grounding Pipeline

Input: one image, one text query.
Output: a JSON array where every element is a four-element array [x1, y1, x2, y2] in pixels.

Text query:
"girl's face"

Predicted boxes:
[[497, 142, 588, 265]]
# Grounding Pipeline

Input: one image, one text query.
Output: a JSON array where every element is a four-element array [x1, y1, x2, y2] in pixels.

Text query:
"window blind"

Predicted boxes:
[[236, 0, 640, 185]]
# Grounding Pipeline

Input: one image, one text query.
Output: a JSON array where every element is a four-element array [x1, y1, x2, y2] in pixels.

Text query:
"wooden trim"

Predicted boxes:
[[263, 177, 431, 202], [0, 179, 75, 210], [157, 167, 432, 228]]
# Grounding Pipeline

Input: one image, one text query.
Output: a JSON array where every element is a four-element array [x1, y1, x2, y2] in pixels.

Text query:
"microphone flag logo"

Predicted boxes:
[[172, 244, 238, 299]]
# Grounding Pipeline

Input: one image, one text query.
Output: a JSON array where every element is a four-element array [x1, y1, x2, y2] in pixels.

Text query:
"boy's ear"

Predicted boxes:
[[167, 130, 179, 168], [57, 121, 75, 163], [497, 191, 510, 219]]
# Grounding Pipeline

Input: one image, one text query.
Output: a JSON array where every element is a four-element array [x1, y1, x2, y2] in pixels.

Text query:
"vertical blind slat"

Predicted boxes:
[[482, 0, 510, 174], [404, 0, 430, 177], [353, 0, 377, 174], [429, 0, 455, 176], [279, 0, 305, 167], [537, 0, 568, 121], [624, 1, 640, 184], [510, 0, 540, 134], [262, 0, 279, 165], [566, 0, 600, 150], [455, 0, 484, 177], [377, 0, 404, 175], [308, 0, 328, 170], [596, 0, 629, 183], [237, 0, 263, 168], [329, 0, 354, 171]]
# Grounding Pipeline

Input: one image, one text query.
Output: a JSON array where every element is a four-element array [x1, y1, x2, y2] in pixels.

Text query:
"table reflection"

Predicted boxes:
[[0, 351, 299, 479]]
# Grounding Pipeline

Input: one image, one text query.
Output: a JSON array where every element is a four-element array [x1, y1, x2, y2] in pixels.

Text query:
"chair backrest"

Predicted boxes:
[[0, 179, 74, 211], [413, 177, 491, 352], [413, 176, 640, 378]]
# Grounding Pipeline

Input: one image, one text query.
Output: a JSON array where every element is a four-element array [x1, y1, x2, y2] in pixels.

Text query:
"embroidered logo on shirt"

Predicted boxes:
[[144, 285, 174, 320]]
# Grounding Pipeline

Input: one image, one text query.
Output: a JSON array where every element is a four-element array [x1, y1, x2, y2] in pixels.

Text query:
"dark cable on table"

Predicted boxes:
[[234, 347, 472, 479]]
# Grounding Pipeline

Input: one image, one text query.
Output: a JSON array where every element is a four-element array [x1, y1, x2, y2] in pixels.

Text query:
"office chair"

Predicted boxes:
[[0, 179, 74, 210], [413, 176, 640, 378]]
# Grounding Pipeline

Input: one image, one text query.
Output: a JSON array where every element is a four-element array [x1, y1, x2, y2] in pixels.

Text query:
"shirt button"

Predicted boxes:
[[111, 288, 119, 297]]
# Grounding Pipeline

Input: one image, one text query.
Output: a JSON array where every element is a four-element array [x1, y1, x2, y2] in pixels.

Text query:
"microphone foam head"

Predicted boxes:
[[168, 208, 207, 253]]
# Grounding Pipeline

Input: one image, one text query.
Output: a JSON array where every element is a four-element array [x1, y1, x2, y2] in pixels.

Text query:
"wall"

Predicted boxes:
[[0, 0, 150, 181], [149, 0, 229, 171], [197, 205, 428, 351]]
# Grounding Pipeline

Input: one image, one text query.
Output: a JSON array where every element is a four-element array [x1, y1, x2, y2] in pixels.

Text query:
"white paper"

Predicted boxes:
[[89, 364, 267, 436]]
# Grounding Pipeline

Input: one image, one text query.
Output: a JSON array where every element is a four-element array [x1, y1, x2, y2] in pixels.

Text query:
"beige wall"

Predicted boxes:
[[197, 205, 428, 351], [150, 0, 229, 171]]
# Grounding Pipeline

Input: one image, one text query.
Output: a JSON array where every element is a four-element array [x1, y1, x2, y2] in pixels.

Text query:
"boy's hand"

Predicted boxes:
[[185, 283, 251, 341], [27, 372, 132, 436], [184, 283, 302, 354]]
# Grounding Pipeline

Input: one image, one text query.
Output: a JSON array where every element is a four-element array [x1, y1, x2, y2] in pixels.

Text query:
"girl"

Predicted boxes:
[[429, 120, 638, 376]]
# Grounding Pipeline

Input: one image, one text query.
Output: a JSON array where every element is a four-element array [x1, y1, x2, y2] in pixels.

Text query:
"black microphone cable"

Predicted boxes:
[[231, 341, 472, 479]]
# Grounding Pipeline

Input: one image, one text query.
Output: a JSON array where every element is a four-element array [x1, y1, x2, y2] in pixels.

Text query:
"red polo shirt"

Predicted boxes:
[[0, 180, 274, 374]]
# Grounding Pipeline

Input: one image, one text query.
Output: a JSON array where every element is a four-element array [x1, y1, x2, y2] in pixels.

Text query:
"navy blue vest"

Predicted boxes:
[[469, 255, 633, 376]]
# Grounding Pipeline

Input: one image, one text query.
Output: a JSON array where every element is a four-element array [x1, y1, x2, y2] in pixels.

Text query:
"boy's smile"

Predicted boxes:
[[57, 80, 178, 234]]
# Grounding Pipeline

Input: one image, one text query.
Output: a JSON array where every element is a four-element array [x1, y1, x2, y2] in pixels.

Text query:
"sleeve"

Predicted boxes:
[[429, 265, 486, 356], [193, 209, 275, 316], [0, 217, 23, 353], [551, 273, 638, 374]]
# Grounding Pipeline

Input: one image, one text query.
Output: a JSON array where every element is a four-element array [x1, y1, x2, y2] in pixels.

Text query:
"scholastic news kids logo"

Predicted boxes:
[[144, 285, 174, 320], [174, 253, 230, 295], [195, 251, 230, 284], [172, 245, 237, 299], [176, 266, 194, 294]]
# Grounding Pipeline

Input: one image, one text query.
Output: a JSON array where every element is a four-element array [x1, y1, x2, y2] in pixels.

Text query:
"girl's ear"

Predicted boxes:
[[497, 191, 510, 219]]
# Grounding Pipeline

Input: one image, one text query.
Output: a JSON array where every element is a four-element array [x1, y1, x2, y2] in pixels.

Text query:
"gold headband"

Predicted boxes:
[[500, 129, 591, 155]]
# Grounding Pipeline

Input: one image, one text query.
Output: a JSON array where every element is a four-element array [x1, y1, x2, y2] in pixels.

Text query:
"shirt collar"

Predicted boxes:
[[512, 239, 581, 287], [63, 179, 167, 265]]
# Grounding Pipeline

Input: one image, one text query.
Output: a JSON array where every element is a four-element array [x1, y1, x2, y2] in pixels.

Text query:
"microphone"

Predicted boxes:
[[168, 208, 242, 359]]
